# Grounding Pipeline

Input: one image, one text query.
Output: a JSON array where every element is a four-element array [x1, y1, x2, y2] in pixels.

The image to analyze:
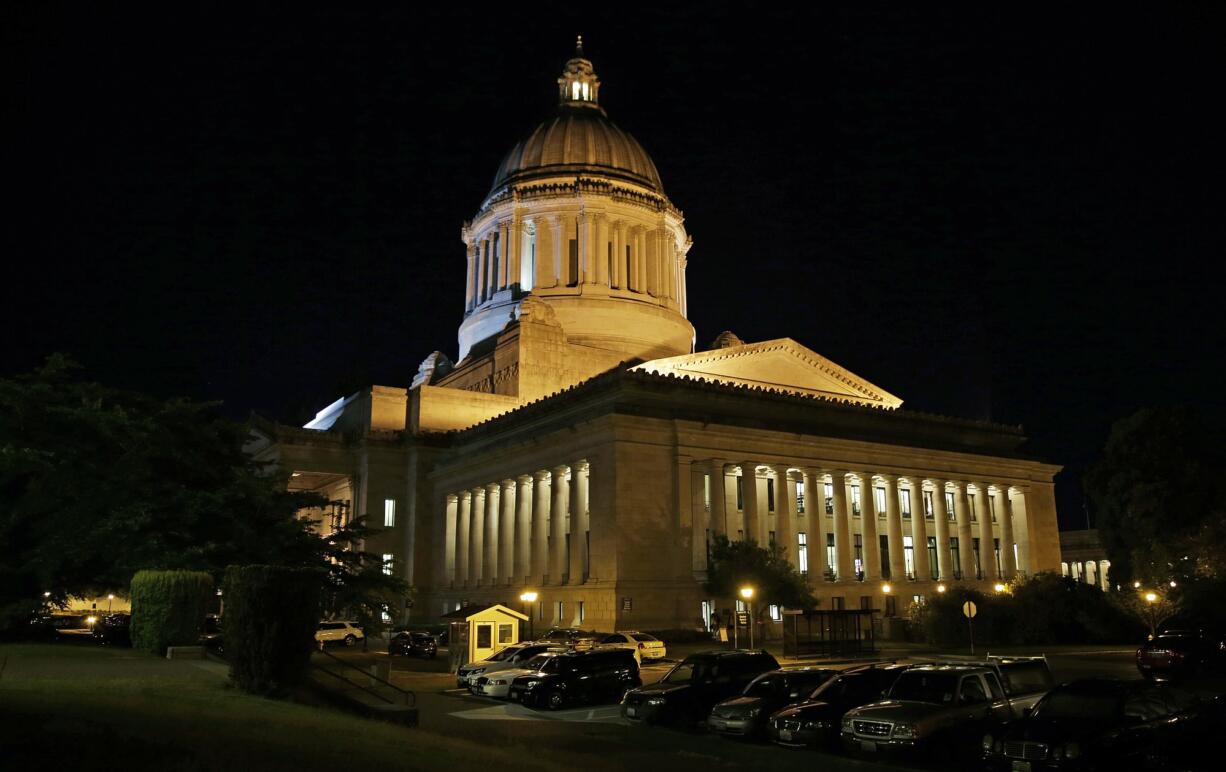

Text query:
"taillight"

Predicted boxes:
[[639, 643, 645, 649]]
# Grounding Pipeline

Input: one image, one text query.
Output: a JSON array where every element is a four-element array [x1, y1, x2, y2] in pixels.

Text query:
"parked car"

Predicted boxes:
[[707, 666, 838, 738], [456, 642, 566, 688], [987, 655, 1055, 712], [472, 651, 566, 698], [983, 678, 1224, 771], [92, 613, 131, 646], [32, 614, 94, 641], [597, 631, 667, 662], [1136, 629, 1226, 682], [769, 663, 912, 749], [314, 621, 364, 648], [538, 627, 599, 650], [510, 648, 641, 710], [841, 664, 1014, 762], [621, 649, 780, 726], [389, 631, 438, 658]]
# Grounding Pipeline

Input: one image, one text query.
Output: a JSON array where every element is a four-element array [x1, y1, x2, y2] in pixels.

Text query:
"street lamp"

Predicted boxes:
[[882, 583, 892, 595], [1143, 591, 1161, 640], [993, 583, 1007, 593], [520, 591, 538, 641], [739, 586, 755, 650], [107, 594, 115, 613], [936, 583, 946, 594]]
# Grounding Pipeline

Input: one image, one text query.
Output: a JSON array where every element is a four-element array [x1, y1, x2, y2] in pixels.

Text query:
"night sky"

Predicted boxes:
[[6, 5, 1225, 528]]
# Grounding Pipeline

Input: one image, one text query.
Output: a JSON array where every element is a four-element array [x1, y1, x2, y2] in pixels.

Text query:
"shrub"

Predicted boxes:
[[129, 570, 213, 655], [223, 565, 322, 696]]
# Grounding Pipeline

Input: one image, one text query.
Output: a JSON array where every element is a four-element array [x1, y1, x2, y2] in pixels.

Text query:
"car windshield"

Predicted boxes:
[[631, 633, 657, 642], [663, 658, 714, 684], [488, 647, 520, 662], [889, 672, 958, 704], [999, 662, 1053, 695], [522, 654, 558, 672], [1033, 689, 1121, 720], [744, 673, 781, 696]]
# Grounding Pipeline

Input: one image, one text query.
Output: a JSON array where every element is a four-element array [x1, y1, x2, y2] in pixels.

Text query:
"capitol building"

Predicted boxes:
[[250, 44, 1062, 633]]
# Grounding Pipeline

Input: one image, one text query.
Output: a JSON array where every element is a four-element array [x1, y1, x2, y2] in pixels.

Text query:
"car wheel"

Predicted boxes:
[[546, 691, 566, 711], [343, 634, 357, 647]]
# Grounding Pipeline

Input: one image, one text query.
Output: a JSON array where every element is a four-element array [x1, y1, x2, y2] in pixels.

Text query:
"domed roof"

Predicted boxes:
[[491, 107, 664, 194], [489, 43, 664, 196]]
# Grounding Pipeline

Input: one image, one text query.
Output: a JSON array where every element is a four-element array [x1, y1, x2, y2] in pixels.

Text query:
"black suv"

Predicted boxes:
[[769, 663, 911, 748], [389, 631, 438, 658], [509, 648, 640, 710], [707, 666, 839, 738], [621, 649, 780, 726]]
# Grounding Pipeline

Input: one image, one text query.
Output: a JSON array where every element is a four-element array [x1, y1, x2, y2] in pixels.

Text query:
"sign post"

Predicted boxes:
[[962, 601, 978, 656]]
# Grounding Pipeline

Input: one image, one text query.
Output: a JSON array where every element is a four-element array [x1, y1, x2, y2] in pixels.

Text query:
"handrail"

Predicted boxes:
[[313, 648, 416, 707]]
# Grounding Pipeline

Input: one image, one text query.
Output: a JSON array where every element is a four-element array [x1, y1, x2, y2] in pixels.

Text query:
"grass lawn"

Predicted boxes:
[[0, 643, 561, 771]]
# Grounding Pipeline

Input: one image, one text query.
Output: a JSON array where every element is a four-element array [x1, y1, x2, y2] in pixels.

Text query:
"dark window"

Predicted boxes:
[[567, 238, 578, 286], [880, 534, 891, 579], [972, 538, 983, 579], [999, 662, 1054, 695], [736, 477, 744, 510], [860, 595, 872, 610], [766, 478, 775, 511], [959, 676, 988, 705], [476, 625, 492, 648], [984, 672, 1006, 700], [950, 537, 962, 579], [885, 596, 898, 616]]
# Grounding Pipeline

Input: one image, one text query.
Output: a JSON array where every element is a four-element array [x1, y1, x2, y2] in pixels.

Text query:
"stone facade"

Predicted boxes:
[[248, 45, 1062, 632]]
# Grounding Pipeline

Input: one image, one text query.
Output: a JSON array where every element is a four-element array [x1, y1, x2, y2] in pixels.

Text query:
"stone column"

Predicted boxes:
[[770, 465, 797, 568], [444, 494, 458, 586], [741, 463, 762, 544], [595, 215, 609, 286], [484, 482, 501, 584], [907, 480, 931, 581], [499, 480, 516, 585], [688, 462, 707, 573], [465, 242, 477, 311], [470, 486, 486, 584], [457, 491, 471, 585], [802, 469, 827, 580], [859, 473, 880, 581], [708, 459, 727, 537], [999, 486, 1017, 579], [515, 475, 533, 584], [569, 461, 589, 582], [530, 471, 550, 584], [578, 212, 593, 284], [953, 482, 975, 580], [884, 475, 906, 580], [830, 470, 854, 580], [497, 222, 510, 290], [612, 221, 623, 289], [646, 228, 658, 296], [931, 480, 952, 581], [976, 484, 998, 580], [550, 466, 569, 584], [535, 215, 556, 288]]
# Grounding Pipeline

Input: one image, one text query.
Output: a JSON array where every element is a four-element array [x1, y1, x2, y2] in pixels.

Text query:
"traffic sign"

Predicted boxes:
[[962, 601, 978, 619]]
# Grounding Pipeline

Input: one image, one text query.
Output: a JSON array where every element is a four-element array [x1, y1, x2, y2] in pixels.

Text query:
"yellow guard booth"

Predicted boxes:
[[443, 603, 529, 671]]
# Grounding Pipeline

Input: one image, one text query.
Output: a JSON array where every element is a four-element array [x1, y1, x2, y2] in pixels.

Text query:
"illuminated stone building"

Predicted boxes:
[[250, 44, 1062, 632]]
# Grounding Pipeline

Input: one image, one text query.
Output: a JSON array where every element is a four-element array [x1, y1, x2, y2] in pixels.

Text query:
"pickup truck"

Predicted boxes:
[[841, 664, 1020, 763]]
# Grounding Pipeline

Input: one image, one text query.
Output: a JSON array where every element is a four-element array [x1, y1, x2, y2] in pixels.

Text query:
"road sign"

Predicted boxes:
[[962, 601, 978, 619]]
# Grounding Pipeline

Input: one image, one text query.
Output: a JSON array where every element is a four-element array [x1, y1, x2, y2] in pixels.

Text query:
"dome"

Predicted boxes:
[[489, 44, 664, 196], [490, 107, 664, 195]]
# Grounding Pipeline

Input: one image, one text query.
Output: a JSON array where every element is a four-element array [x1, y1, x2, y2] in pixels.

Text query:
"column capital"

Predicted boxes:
[[572, 459, 589, 474], [446, 492, 458, 503], [517, 474, 534, 486], [459, 490, 472, 501], [501, 479, 517, 491], [828, 468, 849, 479], [879, 472, 900, 483], [552, 464, 570, 476], [486, 482, 501, 493], [707, 458, 727, 473], [534, 469, 552, 482], [804, 467, 827, 479]]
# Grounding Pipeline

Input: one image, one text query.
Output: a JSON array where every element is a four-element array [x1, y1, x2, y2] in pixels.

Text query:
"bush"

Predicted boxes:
[[223, 565, 322, 696], [129, 570, 213, 655], [914, 573, 1143, 647]]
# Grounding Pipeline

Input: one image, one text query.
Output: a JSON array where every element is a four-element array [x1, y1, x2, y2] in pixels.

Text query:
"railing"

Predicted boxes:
[[313, 648, 416, 708]]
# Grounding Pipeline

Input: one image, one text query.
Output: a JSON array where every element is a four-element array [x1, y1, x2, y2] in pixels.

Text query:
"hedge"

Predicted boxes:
[[129, 570, 213, 655], [223, 565, 322, 696]]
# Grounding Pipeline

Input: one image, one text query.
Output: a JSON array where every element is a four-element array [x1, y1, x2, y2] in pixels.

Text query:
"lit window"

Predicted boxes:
[[384, 498, 396, 528], [382, 553, 393, 576], [704, 474, 711, 511], [796, 480, 805, 514], [572, 81, 580, 100], [581, 81, 590, 100], [900, 490, 911, 519], [875, 486, 886, 513], [944, 491, 956, 519], [798, 532, 808, 574], [923, 490, 934, 519], [824, 483, 834, 515], [768, 604, 781, 622], [850, 485, 861, 517]]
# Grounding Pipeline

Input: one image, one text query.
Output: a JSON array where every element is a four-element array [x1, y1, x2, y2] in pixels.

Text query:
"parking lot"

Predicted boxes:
[[330, 644, 1149, 772]]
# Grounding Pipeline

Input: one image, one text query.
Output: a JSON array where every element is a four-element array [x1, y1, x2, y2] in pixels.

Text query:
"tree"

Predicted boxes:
[[0, 356, 406, 629], [703, 535, 815, 611], [1084, 407, 1226, 587]]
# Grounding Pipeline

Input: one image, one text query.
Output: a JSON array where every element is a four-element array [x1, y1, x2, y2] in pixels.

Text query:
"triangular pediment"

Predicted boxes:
[[633, 338, 903, 409]]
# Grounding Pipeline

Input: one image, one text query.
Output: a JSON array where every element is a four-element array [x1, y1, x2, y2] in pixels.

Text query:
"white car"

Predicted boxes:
[[315, 621, 365, 647], [456, 642, 565, 688], [597, 631, 666, 662], [471, 651, 564, 698]]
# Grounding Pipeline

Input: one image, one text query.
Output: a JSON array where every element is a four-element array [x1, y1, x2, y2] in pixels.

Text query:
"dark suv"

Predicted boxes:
[[621, 649, 780, 726], [509, 648, 640, 710], [769, 663, 912, 748], [707, 666, 838, 738]]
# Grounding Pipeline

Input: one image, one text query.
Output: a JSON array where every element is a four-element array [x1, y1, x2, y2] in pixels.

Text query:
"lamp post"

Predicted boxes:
[[1143, 591, 1160, 640], [107, 594, 114, 613], [739, 586, 755, 649], [520, 591, 538, 641]]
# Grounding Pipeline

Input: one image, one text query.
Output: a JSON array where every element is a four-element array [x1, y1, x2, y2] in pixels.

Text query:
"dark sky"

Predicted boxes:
[[6, 5, 1225, 528]]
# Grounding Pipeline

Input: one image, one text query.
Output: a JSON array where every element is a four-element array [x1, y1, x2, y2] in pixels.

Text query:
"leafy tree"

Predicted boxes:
[[1084, 407, 1226, 587], [0, 356, 407, 629], [703, 534, 815, 610]]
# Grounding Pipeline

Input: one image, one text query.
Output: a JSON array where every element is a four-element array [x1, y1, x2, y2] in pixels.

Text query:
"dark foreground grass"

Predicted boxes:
[[0, 644, 557, 772]]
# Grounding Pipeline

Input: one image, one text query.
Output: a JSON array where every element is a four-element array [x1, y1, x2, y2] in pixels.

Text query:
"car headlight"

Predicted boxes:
[[892, 723, 916, 739], [524, 680, 540, 690], [747, 707, 761, 718], [646, 697, 666, 706], [841, 717, 853, 731], [982, 733, 995, 753], [803, 720, 829, 730]]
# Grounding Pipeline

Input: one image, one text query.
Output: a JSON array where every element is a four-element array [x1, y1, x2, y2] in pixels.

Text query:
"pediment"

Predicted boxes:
[[633, 338, 902, 408]]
